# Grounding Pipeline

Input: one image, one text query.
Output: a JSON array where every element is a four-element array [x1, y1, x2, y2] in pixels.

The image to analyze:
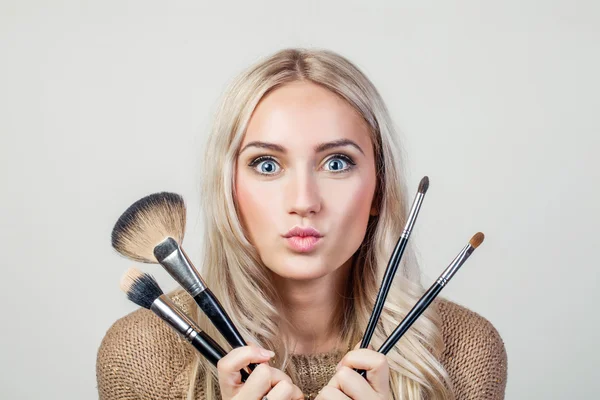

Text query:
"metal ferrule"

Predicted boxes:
[[436, 243, 475, 286], [151, 296, 199, 343], [401, 192, 425, 239], [158, 242, 206, 297]]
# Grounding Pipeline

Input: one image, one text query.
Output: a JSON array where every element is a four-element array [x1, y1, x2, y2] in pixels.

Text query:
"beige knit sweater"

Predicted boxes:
[[96, 291, 507, 399]]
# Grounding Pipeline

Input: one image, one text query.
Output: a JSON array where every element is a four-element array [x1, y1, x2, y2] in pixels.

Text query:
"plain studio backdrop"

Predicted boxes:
[[1, 1, 598, 399]]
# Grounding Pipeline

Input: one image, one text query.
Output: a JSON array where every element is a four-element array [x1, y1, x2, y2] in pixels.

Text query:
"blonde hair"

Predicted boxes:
[[188, 48, 454, 399]]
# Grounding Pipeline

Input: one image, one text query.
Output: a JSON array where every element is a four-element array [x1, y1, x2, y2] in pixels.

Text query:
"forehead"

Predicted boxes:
[[242, 81, 372, 151]]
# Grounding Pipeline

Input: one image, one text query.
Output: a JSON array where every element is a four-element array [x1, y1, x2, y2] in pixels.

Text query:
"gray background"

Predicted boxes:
[[1, 1, 598, 398]]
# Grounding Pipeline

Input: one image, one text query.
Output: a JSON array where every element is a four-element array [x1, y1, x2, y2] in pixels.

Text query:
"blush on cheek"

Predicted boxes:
[[235, 173, 283, 250], [326, 179, 375, 253], [328, 179, 375, 217]]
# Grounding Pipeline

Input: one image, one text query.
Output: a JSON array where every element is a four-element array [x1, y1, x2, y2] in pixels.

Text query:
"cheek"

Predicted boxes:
[[323, 176, 376, 255], [235, 172, 281, 241], [328, 177, 376, 224]]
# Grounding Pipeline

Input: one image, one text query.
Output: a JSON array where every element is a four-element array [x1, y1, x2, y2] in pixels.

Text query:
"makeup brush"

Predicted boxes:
[[111, 192, 256, 371], [360, 176, 430, 350], [120, 267, 249, 382], [380, 232, 485, 353], [358, 232, 485, 378]]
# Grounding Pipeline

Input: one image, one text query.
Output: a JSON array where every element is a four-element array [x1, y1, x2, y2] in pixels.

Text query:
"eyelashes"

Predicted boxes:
[[248, 153, 356, 176]]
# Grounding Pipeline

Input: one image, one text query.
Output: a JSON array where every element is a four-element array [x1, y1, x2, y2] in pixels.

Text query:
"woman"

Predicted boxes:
[[97, 48, 507, 400]]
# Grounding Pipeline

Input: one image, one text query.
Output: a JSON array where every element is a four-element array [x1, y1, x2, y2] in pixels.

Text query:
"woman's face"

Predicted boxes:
[[235, 81, 378, 281]]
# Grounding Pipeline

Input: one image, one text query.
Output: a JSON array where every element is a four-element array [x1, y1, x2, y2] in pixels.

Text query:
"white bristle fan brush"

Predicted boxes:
[[111, 192, 257, 371]]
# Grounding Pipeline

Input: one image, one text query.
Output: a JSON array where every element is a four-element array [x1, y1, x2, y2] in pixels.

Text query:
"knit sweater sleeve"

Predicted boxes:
[[96, 305, 201, 400], [437, 299, 508, 399]]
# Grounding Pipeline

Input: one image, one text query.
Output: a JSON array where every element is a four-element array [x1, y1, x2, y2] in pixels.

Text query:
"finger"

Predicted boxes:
[[315, 385, 351, 400], [217, 346, 274, 395], [336, 349, 389, 394], [266, 380, 304, 400], [244, 341, 264, 370], [327, 366, 376, 398], [351, 339, 374, 378], [237, 364, 293, 399]]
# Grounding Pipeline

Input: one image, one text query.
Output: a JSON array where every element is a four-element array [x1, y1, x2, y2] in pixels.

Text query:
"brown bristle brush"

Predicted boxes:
[[111, 192, 257, 371], [357, 232, 485, 378], [379, 232, 485, 353]]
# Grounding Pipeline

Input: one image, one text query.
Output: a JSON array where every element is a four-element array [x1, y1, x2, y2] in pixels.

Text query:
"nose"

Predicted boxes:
[[286, 169, 322, 218]]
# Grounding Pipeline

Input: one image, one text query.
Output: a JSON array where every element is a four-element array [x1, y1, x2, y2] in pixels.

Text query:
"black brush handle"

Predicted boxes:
[[191, 330, 227, 365], [356, 236, 408, 378], [190, 331, 249, 382], [194, 288, 258, 371], [379, 283, 443, 355], [194, 288, 246, 346], [361, 237, 408, 349], [356, 283, 443, 379]]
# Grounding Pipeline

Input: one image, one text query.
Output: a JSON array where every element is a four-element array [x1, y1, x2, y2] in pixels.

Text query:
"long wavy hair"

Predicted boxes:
[[186, 48, 454, 400]]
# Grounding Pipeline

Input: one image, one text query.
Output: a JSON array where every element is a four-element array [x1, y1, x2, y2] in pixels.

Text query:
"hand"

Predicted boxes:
[[217, 344, 304, 400], [315, 342, 390, 400]]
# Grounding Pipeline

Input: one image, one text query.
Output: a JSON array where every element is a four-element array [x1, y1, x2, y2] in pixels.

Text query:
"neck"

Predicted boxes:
[[271, 258, 353, 355]]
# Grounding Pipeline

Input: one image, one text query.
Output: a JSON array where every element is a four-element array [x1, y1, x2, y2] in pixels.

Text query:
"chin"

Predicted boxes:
[[271, 256, 333, 281]]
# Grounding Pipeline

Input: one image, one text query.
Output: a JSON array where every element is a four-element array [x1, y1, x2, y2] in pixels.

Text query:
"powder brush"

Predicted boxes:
[[120, 267, 249, 382]]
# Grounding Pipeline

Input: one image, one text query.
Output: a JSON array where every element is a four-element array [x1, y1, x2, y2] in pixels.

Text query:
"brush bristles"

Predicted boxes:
[[418, 176, 429, 194], [120, 267, 164, 309], [469, 232, 485, 249], [111, 192, 186, 263]]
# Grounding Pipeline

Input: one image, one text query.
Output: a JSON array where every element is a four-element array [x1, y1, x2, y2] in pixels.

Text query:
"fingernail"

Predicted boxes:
[[260, 349, 275, 358]]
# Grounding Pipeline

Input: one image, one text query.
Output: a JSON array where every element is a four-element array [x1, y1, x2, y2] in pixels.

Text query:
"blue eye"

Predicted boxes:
[[249, 156, 281, 175], [325, 155, 355, 172], [248, 154, 356, 176]]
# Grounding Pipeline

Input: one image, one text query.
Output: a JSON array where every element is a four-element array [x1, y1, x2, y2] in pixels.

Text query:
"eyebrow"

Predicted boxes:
[[239, 138, 365, 156]]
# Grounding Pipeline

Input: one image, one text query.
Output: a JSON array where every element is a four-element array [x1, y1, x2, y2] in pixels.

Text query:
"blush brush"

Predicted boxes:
[[111, 192, 256, 371]]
